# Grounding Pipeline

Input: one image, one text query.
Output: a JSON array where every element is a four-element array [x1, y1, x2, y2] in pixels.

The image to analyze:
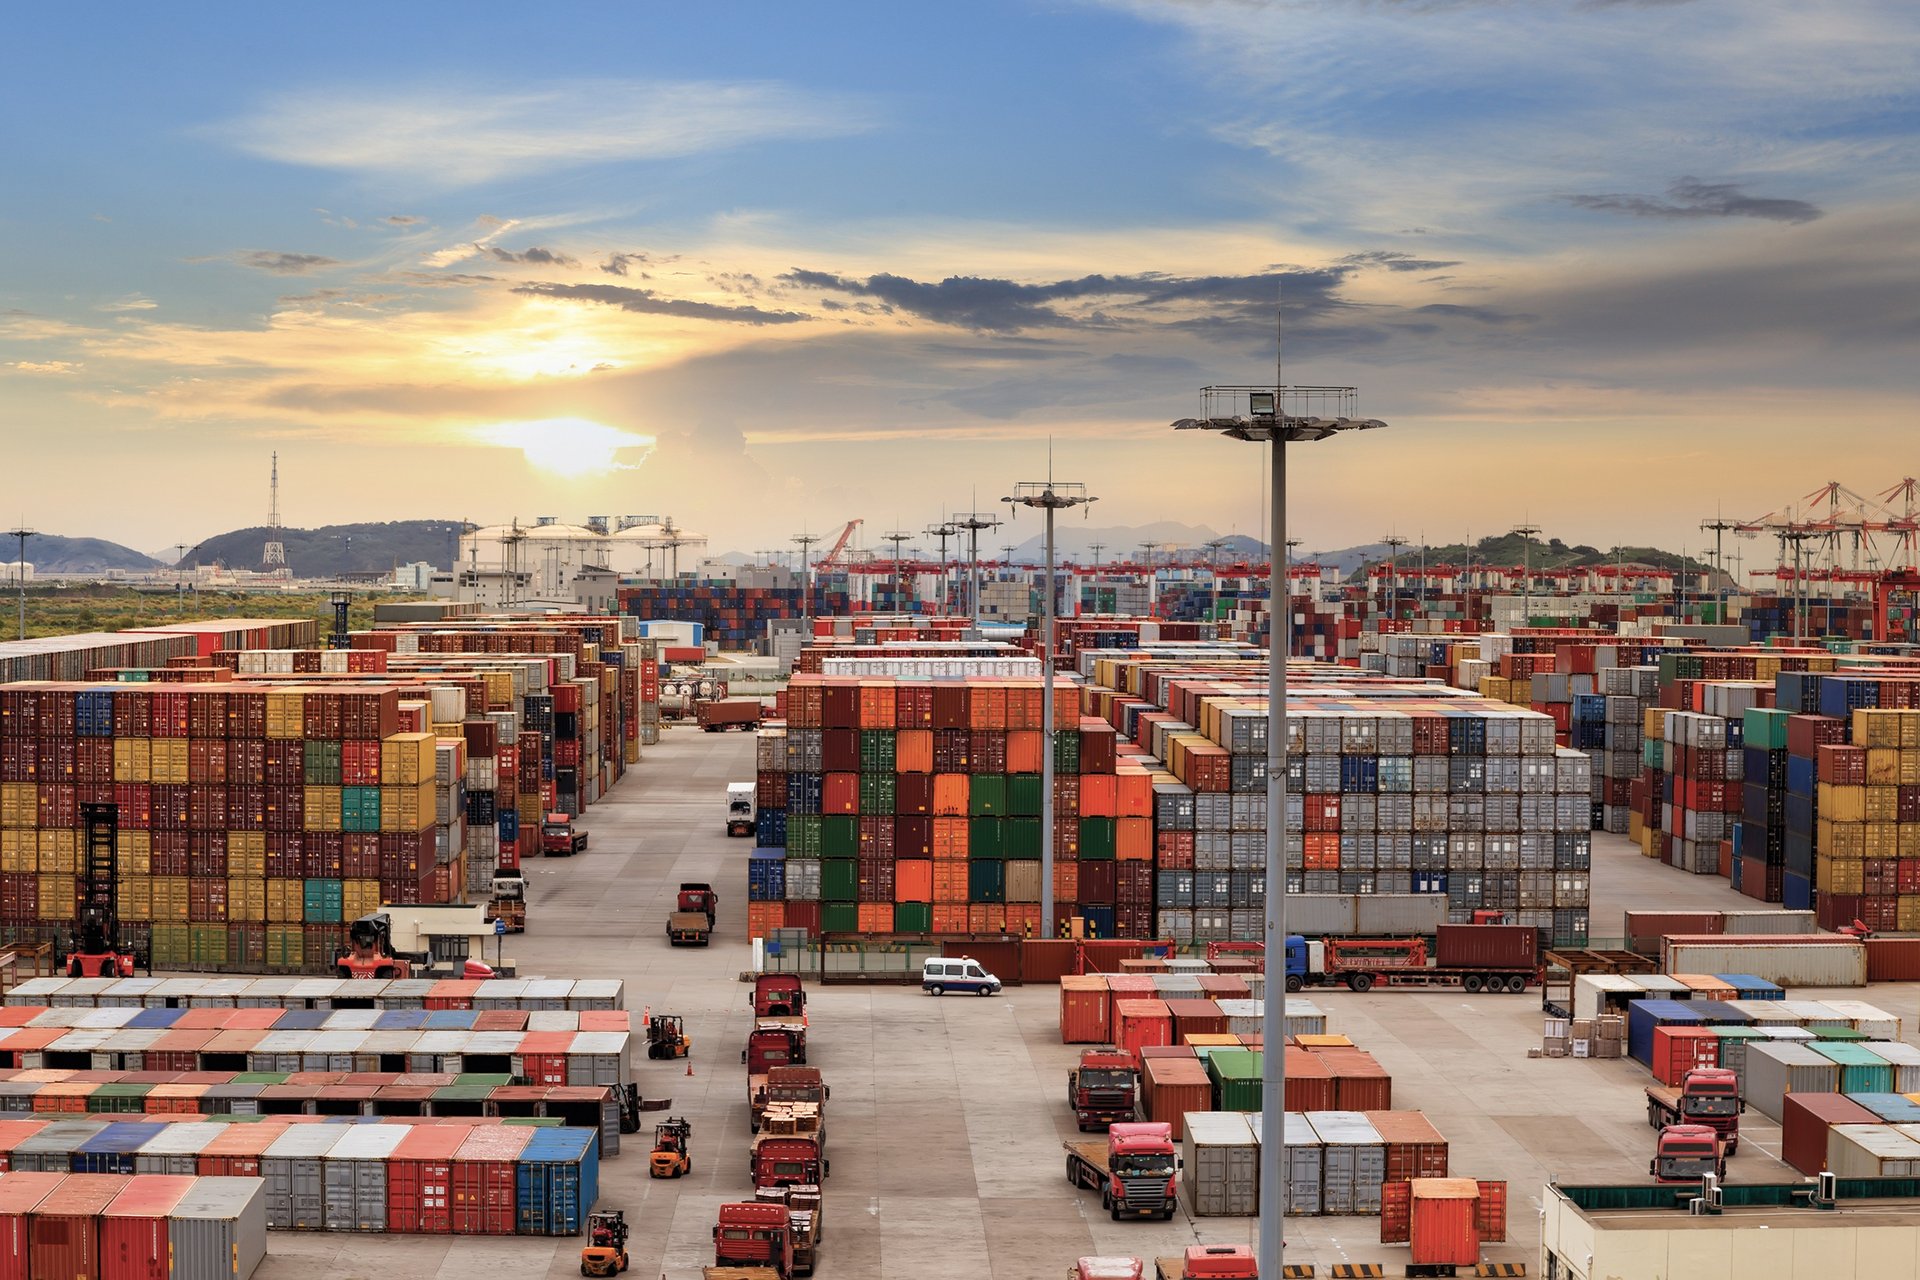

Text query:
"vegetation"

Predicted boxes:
[[0, 585, 430, 641], [1351, 532, 1710, 581], [183, 519, 462, 576]]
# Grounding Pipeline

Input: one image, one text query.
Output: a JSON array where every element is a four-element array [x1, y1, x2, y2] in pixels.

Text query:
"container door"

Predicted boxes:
[[1475, 1180, 1508, 1242], [1380, 1179, 1412, 1242]]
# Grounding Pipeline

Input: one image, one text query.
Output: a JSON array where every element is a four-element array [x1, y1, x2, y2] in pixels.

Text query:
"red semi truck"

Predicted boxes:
[[713, 1200, 813, 1277], [1284, 923, 1540, 993], [1064, 1122, 1180, 1221], [1068, 1048, 1140, 1132], [540, 813, 587, 857], [1651, 1123, 1728, 1183], [1646, 1068, 1743, 1155], [1071, 1250, 1257, 1280]]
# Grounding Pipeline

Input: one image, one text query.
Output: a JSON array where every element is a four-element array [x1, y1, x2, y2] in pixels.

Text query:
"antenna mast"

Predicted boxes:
[[262, 452, 287, 575]]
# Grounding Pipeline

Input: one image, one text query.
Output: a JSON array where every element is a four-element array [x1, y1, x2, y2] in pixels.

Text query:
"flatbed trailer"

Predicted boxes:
[[1063, 1135, 1178, 1221], [669, 911, 713, 946]]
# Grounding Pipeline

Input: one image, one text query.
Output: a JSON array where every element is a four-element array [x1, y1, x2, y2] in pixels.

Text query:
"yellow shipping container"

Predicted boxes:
[[37, 874, 74, 920], [1903, 824, 1920, 859], [1865, 823, 1900, 859], [1818, 818, 1865, 859], [37, 830, 77, 876], [112, 739, 151, 784], [343, 878, 381, 920], [150, 739, 190, 785], [120, 875, 152, 922], [1902, 752, 1920, 787], [0, 830, 33, 873], [1868, 749, 1902, 786], [381, 782, 435, 833], [122, 831, 149, 877], [266, 691, 304, 740], [303, 786, 343, 833], [1854, 709, 1904, 749], [380, 732, 436, 786], [150, 876, 190, 923], [1818, 783, 1868, 824], [1901, 896, 1920, 932], [1868, 787, 1900, 823], [1821, 854, 1866, 894], [0, 783, 36, 827], [227, 831, 267, 878], [482, 672, 514, 710], [266, 877, 303, 923], [228, 877, 266, 922]]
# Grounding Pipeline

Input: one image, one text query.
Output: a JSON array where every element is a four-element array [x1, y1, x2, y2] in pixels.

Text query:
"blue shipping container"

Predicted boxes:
[[72, 1122, 159, 1174], [1627, 999, 1707, 1066], [516, 1127, 600, 1235], [126, 1007, 185, 1029], [423, 1010, 479, 1031], [1712, 975, 1784, 1000], [749, 850, 787, 901]]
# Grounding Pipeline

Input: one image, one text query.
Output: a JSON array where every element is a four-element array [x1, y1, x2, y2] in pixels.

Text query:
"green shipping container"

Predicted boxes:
[[303, 878, 344, 924], [859, 774, 897, 816], [1004, 817, 1042, 858], [859, 731, 896, 773], [189, 924, 229, 966], [1079, 817, 1117, 860], [893, 902, 932, 933], [820, 858, 858, 902], [968, 859, 1006, 903], [969, 816, 1005, 859], [1743, 707, 1790, 751], [1208, 1049, 1264, 1112], [265, 925, 304, 969], [342, 786, 382, 833], [303, 740, 342, 787], [87, 1083, 153, 1113], [822, 816, 859, 858], [820, 903, 858, 934], [231, 1072, 289, 1086], [1007, 773, 1043, 817], [149, 924, 190, 968], [969, 775, 1007, 816], [788, 814, 822, 858], [1054, 731, 1080, 773]]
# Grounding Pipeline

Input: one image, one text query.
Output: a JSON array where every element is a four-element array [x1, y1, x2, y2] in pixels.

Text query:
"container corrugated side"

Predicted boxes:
[[1304, 1111, 1384, 1215], [1058, 976, 1109, 1044], [1744, 1042, 1842, 1122], [1828, 1124, 1920, 1177], [1782, 1092, 1878, 1174], [1181, 1111, 1256, 1217], [100, 1174, 195, 1280], [168, 1176, 266, 1280]]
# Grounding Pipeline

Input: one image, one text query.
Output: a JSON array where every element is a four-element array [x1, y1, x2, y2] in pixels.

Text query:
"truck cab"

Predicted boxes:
[[715, 1201, 796, 1277], [1173, 1246, 1258, 1279], [1066, 1121, 1179, 1221], [1651, 1123, 1726, 1183], [752, 1135, 828, 1188], [1647, 1067, 1743, 1155], [754, 973, 807, 1019], [727, 782, 757, 837], [540, 813, 587, 857], [1069, 1048, 1140, 1132], [680, 882, 719, 923]]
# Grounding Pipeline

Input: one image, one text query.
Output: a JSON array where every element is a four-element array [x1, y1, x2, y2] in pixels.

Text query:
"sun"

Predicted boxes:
[[479, 419, 656, 477]]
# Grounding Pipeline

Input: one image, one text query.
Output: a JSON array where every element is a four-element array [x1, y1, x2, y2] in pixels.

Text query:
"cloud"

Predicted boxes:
[[9, 360, 81, 374], [601, 253, 649, 276], [237, 251, 341, 274], [512, 281, 809, 325], [485, 245, 578, 266], [383, 215, 425, 226], [1566, 177, 1824, 224], [1339, 250, 1463, 272], [215, 79, 872, 186], [98, 295, 157, 312]]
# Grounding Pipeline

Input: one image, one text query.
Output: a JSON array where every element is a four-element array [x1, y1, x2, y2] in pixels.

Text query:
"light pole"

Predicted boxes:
[[1174, 384, 1385, 1279], [1512, 524, 1540, 627], [952, 513, 1001, 627], [6, 527, 37, 640], [792, 533, 821, 642], [1380, 534, 1408, 622], [1282, 539, 1303, 655], [1004, 475, 1096, 939]]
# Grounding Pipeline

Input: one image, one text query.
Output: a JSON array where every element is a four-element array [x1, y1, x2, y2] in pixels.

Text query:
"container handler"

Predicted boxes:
[[62, 803, 141, 979], [335, 913, 407, 980], [754, 1185, 822, 1277], [1283, 923, 1540, 994], [1651, 1123, 1728, 1183], [1069, 1047, 1140, 1132], [579, 1208, 630, 1275], [681, 881, 720, 926], [713, 1199, 812, 1277], [647, 1014, 691, 1060], [1064, 1122, 1180, 1221], [1645, 1067, 1743, 1155], [650, 1117, 692, 1179], [542, 812, 588, 856]]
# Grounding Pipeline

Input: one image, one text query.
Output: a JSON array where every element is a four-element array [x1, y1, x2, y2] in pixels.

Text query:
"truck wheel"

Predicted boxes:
[[1072, 1157, 1082, 1183], [1100, 1187, 1110, 1209], [1347, 973, 1374, 993], [1110, 1204, 1122, 1221], [1507, 975, 1528, 993], [929, 984, 943, 996], [1285, 976, 1302, 993], [1164, 1206, 1176, 1221], [1463, 974, 1484, 993]]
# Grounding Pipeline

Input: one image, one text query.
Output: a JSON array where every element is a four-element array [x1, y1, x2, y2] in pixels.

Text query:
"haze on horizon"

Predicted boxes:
[[2, 2, 1916, 560]]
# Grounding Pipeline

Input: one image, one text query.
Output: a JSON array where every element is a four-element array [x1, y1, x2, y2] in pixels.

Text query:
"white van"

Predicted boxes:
[[921, 957, 1002, 996], [726, 782, 756, 837]]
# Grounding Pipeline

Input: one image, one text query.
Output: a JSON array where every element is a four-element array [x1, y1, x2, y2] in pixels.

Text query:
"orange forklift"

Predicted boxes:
[[579, 1208, 630, 1275], [649, 1117, 693, 1179]]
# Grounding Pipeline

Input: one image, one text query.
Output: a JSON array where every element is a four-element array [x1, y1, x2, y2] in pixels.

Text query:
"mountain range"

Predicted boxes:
[[181, 521, 463, 576]]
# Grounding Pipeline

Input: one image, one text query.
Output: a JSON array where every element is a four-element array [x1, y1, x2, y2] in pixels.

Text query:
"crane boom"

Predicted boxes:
[[818, 519, 864, 567]]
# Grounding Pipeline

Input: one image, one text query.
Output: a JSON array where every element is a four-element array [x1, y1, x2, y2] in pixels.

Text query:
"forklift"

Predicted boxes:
[[62, 803, 141, 979], [647, 1013, 691, 1060], [579, 1208, 630, 1275], [335, 913, 408, 979], [649, 1116, 693, 1179]]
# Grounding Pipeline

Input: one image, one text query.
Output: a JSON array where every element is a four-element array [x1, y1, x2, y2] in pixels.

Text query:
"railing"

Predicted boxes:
[[0, 943, 55, 995]]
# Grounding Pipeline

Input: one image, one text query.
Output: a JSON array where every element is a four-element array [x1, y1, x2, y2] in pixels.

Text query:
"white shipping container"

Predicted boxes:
[[1663, 943, 1865, 989], [1828, 1124, 1920, 1177], [1183, 1111, 1258, 1217], [1718, 910, 1819, 934], [1819, 1001, 1902, 1041], [1869, 1042, 1920, 1093]]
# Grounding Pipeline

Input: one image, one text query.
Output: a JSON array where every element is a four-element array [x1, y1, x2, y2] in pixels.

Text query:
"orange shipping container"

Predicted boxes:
[[1116, 817, 1153, 860], [1365, 1110, 1450, 1182], [931, 904, 969, 934], [1006, 731, 1043, 773], [931, 860, 968, 903], [1079, 774, 1118, 817], [823, 773, 859, 814], [1053, 861, 1079, 902], [932, 774, 970, 816], [1116, 770, 1153, 817], [895, 731, 934, 774], [968, 904, 1005, 933], [969, 685, 1007, 730], [1007, 684, 1043, 730], [857, 682, 897, 729], [1104, 974, 1156, 1029], [1059, 974, 1110, 1043], [1006, 903, 1040, 936], [1142, 1056, 1214, 1139], [932, 818, 969, 860], [1114, 998, 1174, 1065], [896, 859, 933, 902], [857, 903, 892, 932], [747, 902, 786, 938]]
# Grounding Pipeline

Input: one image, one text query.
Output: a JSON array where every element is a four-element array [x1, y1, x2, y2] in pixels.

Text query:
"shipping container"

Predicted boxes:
[[0, 1171, 65, 1280], [1058, 975, 1109, 1044], [1744, 1041, 1844, 1122], [1279, 1110, 1323, 1216], [451, 1124, 531, 1235], [1141, 1058, 1212, 1140], [1307, 1110, 1386, 1214], [1827, 1124, 1920, 1177], [386, 1123, 466, 1234], [167, 1176, 267, 1280], [29, 1171, 123, 1280], [1181, 1111, 1257, 1217], [1364, 1110, 1449, 1182], [1660, 938, 1867, 988], [1113, 999, 1173, 1065], [1782, 1092, 1879, 1174], [261, 1125, 346, 1230], [515, 1127, 599, 1235], [322, 1124, 408, 1232], [100, 1174, 195, 1280]]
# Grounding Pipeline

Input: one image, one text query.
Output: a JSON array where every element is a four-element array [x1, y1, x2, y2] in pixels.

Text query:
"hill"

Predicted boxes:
[[1338, 532, 1710, 581], [182, 520, 462, 576], [12, 534, 161, 574]]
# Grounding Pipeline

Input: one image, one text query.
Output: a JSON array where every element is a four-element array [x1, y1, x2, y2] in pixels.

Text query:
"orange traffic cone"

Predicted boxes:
[[686, 1058, 694, 1076]]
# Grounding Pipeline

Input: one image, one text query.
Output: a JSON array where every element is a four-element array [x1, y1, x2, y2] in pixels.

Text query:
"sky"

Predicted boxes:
[[3, 1, 1917, 565]]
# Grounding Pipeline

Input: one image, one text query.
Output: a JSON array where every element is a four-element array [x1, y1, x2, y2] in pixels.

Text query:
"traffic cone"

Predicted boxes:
[[686, 1058, 694, 1076]]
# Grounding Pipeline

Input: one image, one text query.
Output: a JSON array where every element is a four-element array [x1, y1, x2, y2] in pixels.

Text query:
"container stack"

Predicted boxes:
[[0, 1172, 266, 1277], [618, 582, 850, 649], [1739, 707, 1791, 903], [1654, 710, 1744, 875]]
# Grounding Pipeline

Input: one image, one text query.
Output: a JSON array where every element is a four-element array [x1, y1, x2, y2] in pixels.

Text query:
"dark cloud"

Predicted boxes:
[[1339, 250, 1464, 272], [1566, 177, 1822, 224], [393, 271, 500, 287], [1412, 302, 1530, 324], [383, 215, 425, 226], [238, 251, 340, 274], [601, 252, 649, 276], [485, 245, 578, 266], [511, 281, 809, 325]]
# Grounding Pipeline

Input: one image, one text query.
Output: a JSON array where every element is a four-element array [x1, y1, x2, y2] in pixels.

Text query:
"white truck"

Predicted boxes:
[[727, 782, 757, 838]]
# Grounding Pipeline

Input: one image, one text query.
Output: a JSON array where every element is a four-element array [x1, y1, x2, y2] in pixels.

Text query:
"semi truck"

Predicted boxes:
[[668, 911, 713, 946], [1651, 1122, 1728, 1183], [1064, 1122, 1180, 1221], [753, 1065, 827, 1134], [540, 813, 588, 857], [698, 698, 763, 732], [751, 1132, 828, 1188], [1284, 923, 1540, 994], [681, 882, 720, 925], [727, 782, 757, 836], [1068, 1047, 1139, 1132], [753, 1185, 823, 1277], [746, 1036, 813, 1129], [713, 1199, 812, 1277], [1646, 1068, 1743, 1155]]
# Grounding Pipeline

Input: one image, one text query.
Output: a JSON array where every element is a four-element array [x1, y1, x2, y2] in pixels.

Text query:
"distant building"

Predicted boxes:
[[574, 564, 619, 614], [391, 561, 437, 591], [1, 562, 33, 585]]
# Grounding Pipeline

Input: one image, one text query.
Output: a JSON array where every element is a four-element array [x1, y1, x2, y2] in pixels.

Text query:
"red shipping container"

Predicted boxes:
[[1142, 1056, 1213, 1140], [1314, 1047, 1393, 1111], [1782, 1092, 1879, 1175], [28, 1171, 123, 1280], [1113, 998, 1173, 1065], [1103, 974, 1156, 1029], [1165, 997, 1227, 1041], [0, 1170, 64, 1276], [388, 1125, 469, 1233], [1284, 1047, 1336, 1112], [451, 1122, 533, 1234], [1366, 1111, 1450, 1181], [1059, 975, 1110, 1044], [100, 1174, 195, 1280]]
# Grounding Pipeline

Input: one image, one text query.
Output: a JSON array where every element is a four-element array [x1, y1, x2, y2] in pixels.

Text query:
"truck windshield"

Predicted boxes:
[[543, 824, 566, 837], [1113, 1154, 1174, 1177], [1078, 1070, 1132, 1089], [1659, 1156, 1715, 1179], [1687, 1096, 1736, 1116], [731, 801, 752, 813]]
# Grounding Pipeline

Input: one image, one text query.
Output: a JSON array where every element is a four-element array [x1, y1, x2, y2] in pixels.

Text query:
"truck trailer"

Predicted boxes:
[[1285, 923, 1540, 993]]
